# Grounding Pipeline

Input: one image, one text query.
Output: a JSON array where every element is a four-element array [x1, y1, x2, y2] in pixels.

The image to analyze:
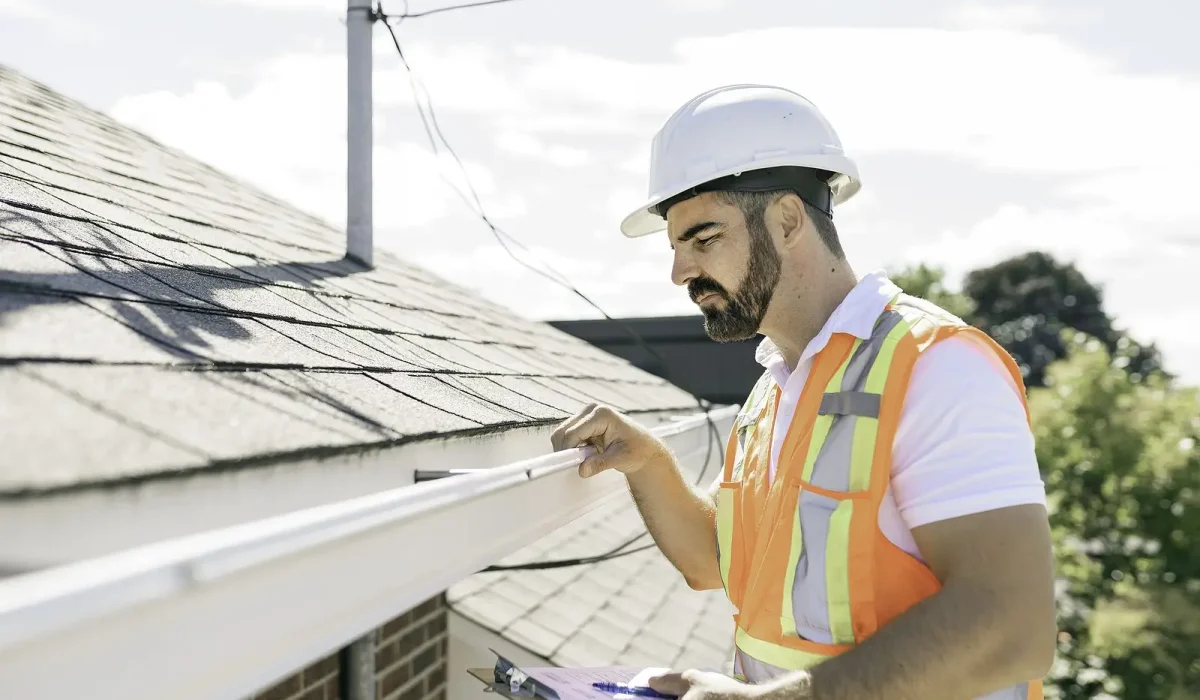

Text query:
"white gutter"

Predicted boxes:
[[0, 406, 736, 700]]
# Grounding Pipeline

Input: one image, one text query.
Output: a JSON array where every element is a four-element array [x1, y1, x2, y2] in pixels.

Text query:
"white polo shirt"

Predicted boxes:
[[756, 271, 1046, 560]]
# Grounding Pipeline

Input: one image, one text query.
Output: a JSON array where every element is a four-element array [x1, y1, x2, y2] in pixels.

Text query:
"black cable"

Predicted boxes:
[[385, 0, 523, 21], [377, 5, 721, 414], [376, 4, 727, 571], [484, 535, 658, 572]]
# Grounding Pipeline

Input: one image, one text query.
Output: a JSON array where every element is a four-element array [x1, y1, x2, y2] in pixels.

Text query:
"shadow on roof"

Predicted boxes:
[[0, 207, 368, 361]]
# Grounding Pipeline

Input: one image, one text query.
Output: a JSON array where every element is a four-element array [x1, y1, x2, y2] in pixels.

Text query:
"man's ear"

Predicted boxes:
[[770, 193, 807, 249]]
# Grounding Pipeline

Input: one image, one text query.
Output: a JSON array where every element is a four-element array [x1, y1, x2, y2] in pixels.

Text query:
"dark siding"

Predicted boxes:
[[549, 316, 762, 406]]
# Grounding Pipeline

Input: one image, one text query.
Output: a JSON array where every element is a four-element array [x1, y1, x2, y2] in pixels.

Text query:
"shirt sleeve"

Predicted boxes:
[[890, 334, 1047, 530]]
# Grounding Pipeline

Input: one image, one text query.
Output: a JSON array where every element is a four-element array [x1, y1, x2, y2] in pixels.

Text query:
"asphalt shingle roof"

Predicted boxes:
[[0, 65, 697, 498], [448, 492, 737, 673]]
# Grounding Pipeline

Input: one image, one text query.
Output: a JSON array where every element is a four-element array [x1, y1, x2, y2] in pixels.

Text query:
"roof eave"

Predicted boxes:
[[0, 406, 736, 700]]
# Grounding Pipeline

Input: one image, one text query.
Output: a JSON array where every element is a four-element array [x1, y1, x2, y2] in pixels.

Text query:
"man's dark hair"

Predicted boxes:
[[715, 189, 845, 260]]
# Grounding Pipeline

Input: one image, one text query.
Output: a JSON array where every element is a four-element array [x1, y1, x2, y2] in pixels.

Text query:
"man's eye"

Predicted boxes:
[[697, 235, 718, 247]]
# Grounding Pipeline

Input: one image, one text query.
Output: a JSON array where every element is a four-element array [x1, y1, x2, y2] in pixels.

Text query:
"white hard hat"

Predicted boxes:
[[619, 84, 861, 238]]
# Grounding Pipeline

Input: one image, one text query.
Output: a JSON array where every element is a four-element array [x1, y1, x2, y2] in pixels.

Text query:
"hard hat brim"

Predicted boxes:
[[618, 158, 863, 239], [619, 204, 670, 239]]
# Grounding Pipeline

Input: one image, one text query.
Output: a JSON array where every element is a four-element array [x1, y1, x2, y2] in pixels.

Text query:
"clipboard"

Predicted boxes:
[[467, 648, 561, 699]]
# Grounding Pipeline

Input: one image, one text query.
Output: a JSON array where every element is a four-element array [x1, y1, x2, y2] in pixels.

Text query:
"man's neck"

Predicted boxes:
[[762, 265, 859, 371]]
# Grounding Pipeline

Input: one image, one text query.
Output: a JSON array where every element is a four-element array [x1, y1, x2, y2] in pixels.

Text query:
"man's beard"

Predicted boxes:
[[688, 221, 781, 342]]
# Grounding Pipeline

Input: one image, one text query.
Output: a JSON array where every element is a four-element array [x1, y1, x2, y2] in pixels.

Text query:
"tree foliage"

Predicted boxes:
[[887, 262, 977, 321], [1030, 334, 1199, 699], [891, 255, 1197, 698], [961, 252, 1167, 389]]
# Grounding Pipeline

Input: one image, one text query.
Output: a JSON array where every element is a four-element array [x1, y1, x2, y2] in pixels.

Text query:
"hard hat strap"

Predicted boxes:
[[651, 166, 834, 220]]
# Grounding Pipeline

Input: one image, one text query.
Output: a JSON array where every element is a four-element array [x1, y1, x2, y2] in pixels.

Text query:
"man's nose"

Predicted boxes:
[[671, 249, 697, 287]]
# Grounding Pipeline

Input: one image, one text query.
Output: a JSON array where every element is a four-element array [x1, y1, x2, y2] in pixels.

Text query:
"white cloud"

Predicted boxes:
[[109, 52, 524, 231], [412, 234, 690, 321], [0, 0, 46, 19], [901, 204, 1140, 282], [1057, 166, 1200, 226], [945, 3, 1049, 31], [216, 0, 342, 10], [495, 131, 592, 168], [619, 150, 649, 176], [607, 186, 645, 222], [101, 21, 1200, 382], [508, 28, 1200, 178], [0, 0, 106, 42], [377, 42, 532, 113], [122, 19, 1200, 206], [897, 199, 1197, 384], [660, 0, 732, 12]]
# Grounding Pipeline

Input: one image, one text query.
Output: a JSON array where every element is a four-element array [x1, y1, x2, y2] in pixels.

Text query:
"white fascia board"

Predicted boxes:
[[0, 410, 693, 568], [0, 406, 736, 700]]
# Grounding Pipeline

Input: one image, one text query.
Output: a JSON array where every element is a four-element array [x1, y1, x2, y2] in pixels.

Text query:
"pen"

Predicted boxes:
[[591, 681, 678, 699]]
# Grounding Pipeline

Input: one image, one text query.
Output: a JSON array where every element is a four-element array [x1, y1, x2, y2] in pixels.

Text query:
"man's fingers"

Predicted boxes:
[[559, 407, 613, 452], [679, 669, 704, 684], [578, 440, 628, 477], [578, 453, 603, 478], [648, 671, 688, 695], [551, 403, 597, 451]]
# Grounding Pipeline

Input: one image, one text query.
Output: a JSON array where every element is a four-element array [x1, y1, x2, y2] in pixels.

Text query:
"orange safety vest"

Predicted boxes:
[[715, 293, 1043, 700]]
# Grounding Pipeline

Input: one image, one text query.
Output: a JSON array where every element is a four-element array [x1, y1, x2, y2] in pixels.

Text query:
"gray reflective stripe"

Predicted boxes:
[[842, 310, 904, 389], [808, 407, 856, 492], [817, 391, 881, 418], [787, 308, 907, 638], [735, 649, 790, 684], [977, 684, 1030, 700], [805, 310, 902, 493], [788, 490, 839, 644]]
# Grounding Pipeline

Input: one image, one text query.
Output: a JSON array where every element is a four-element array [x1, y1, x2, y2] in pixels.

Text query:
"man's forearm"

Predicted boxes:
[[626, 449, 722, 590], [759, 580, 1051, 700]]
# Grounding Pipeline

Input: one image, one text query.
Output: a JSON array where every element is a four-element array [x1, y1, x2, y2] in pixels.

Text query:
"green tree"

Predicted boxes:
[[892, 257, 1197, 697], [887, 263, 976, 320], [892, 253, 1167, 389], [1030, 333, 1200, 699], [961, 252, 1166, 388]]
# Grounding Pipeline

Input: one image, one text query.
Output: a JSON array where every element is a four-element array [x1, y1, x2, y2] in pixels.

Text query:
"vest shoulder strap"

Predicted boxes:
[[737, 368, 777, 428]]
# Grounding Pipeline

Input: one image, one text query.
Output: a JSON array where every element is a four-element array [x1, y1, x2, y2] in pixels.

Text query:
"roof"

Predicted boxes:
[[0, 64, 697, 498], [448, 495, 737, 672]]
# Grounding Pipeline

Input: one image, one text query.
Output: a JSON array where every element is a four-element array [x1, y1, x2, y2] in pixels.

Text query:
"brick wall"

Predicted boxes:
[[375, 594, 448, 700], [252, 652, 340, 700], [250, 593, 448, 700]]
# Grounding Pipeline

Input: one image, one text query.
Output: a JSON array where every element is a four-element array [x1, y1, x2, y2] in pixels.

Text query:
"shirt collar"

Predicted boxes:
[[755, 269, 901, 381]]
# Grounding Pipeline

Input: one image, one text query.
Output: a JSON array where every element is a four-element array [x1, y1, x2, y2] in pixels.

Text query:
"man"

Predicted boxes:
[[550, 85, 1057, 700]]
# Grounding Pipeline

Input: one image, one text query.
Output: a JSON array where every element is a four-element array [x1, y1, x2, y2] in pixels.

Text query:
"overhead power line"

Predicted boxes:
[[374, 3, 727, 571], [383, 0, 525, 21]]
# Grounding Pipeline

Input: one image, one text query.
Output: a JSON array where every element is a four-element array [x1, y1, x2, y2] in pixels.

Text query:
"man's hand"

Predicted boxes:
[[552, 403, 724, 589], [648, 670, 779, 700], [550, 403, 671, 478]]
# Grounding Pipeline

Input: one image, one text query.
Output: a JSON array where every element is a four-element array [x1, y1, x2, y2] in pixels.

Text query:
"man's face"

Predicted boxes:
[[665, 193, 782, 342]]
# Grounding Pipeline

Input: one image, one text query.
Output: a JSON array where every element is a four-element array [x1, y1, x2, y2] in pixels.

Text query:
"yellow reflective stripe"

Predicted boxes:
[[849, 319, 912, 491], [824, 499, 856, 644], [780, 493, 803, 631], [716, 487, 735, 592], [847, 415, 877, 492], [800, 338, 862, 483], [862, 317, 912, 393], [735, 627, 831, 671]]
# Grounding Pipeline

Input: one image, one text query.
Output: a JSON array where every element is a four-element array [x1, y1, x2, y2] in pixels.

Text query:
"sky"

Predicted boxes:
[[2, 0, 1198, 384]]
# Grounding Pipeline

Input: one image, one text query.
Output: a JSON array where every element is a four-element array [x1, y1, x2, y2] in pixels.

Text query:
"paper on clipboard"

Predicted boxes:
[[513, 666, 671, 699]]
